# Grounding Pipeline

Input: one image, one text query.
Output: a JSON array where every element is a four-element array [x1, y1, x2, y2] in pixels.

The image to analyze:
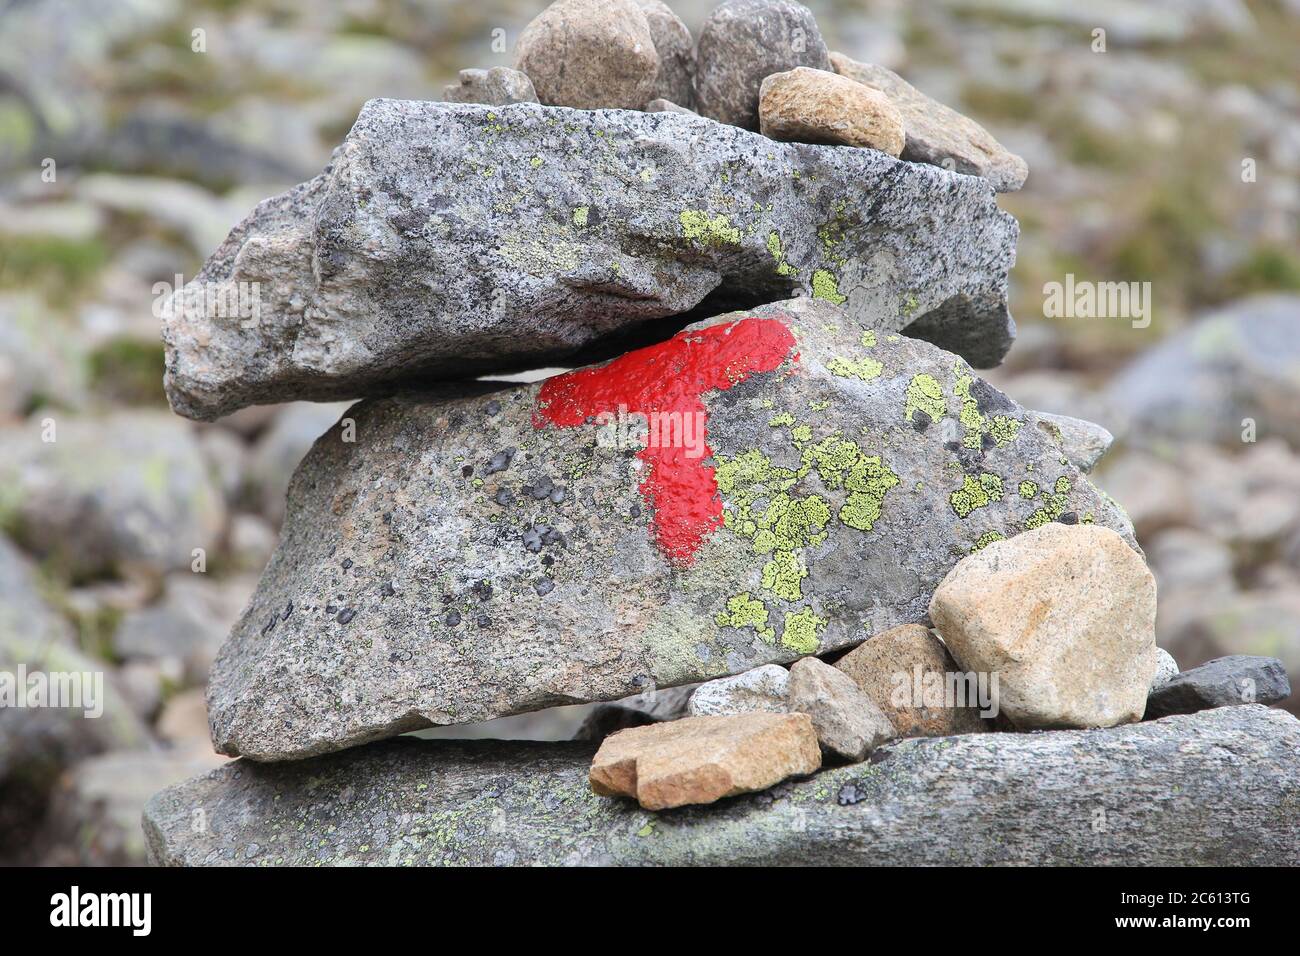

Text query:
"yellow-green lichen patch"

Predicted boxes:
[[805, 437, 899, 532], [905, 373, 946, 424], [680, 209, 740, 247], [826, 355, 884, 381], [768, 411, 795, 427], [790, 424, 812, 443], [750, 493, 831, 556], [715, 592, 775, 643], [766, 231, 797, 276], [1018, 480, 1038, 499], [972, 530, 1006, 552], [761, 549, 808, 602], [950, 473, 1004, 518], [954, 374, 1022, 450], [860, 330, 877, 347], [811, 268, 847, 305], [1025, 476, 1072, 529], [782, 607, 826, 653], [572, 206, 589, 227]]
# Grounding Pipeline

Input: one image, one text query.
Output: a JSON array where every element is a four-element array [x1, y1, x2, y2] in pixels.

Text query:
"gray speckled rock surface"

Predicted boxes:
[[1145, 655, 1291, 719], [442, 67, 538, 106], [695, 0, 831, 131], [144, 706, 1300, 866], [829, 53, 1029, 192], [164, 98, 1019, 421], [206, 298, 1133, 761], [1151, 647, 1179, 690], [1035, 412, 1113, 473], [687, 664, 790, 717]]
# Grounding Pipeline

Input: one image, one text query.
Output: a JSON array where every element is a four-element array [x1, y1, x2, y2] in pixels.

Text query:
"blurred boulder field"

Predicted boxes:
[[0, 0, 1298, 865]]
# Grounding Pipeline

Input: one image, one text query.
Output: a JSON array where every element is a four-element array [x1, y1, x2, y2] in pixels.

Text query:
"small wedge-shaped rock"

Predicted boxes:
[[834, 623, 990, 736], [687, 664, 789, 717], [442, 67, 538, 106], [145, 707, 1300, 866], [930, 524, 1157, 728], [1145, 655, 1290, 720], [590, 712, 820, 809], [788, 656, 895, 761], [163, 98, 1019, 420], [829, 53, 1029, 192], [206, 298, 1134, 761]]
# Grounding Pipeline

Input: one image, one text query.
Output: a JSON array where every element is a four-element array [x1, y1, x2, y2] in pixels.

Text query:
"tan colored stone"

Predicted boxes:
[[829, 52, 1028, 192], [514, 0, 659, 111], [788, 657, 895, 761], [929, 523, 1157, 729], [835, 623, 989, 737], [759, 66, 905, 155], [589, 713, 820, 810]]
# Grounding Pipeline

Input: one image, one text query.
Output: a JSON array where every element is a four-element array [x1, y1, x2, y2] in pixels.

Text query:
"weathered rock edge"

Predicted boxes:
[[205, 298, 1131, 762], [144, 706, 1300, 866], [163, 98, 1019, 420]]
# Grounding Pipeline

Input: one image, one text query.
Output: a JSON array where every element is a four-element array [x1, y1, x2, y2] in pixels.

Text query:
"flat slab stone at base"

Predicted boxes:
[[143, 706, 1300, 866]]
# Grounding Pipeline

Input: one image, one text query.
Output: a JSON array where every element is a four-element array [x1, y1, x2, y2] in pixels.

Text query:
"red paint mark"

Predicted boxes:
[[534, 318, 799, 565]]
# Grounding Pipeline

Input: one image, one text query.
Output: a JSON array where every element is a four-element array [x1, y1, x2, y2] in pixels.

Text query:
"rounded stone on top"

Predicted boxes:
[[695, 0, 831, 130], [929, 522, 1158, 730], [759, 66, 905, 155], [514, 0, 660, 110], [638, 0, 695, 109]]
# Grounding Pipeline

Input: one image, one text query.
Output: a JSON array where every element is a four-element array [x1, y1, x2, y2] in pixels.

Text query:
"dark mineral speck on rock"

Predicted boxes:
[[485, 449, 515, 475]]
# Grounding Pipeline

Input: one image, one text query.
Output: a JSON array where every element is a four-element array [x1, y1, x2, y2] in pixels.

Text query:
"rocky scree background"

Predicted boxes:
[[0, 0, 1299, 864]]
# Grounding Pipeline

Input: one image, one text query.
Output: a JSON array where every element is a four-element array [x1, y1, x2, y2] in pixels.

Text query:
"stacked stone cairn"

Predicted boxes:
[[145, 0, 1299, 865]]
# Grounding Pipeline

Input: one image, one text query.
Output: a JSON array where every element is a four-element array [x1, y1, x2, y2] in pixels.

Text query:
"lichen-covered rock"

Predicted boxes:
[[514, 0, 659, 110], [687, 664, 789, 717], [163, 98, 1019, 420], [834, 623, 990, 736], [1145, 655, 1291, 720], [695, 0, 831, 130], [589, 712, 820, 809], [829, 53, 1029, 192], [788, 656, 895, 760], [638, 0, 695, 109], [0, 411, 226, 580], [206, 298, 1134, 761], [144, 707, 1300, 866], [759, 67, 905, 154], [930, 523, 1157, 729], [442, 67, 538, 106]]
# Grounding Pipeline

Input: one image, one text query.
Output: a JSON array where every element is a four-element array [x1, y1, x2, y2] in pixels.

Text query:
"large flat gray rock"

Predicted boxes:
[[144, 706, 1300, 866], [163, 98, 1019, 420], [206, 298, 1130, 761]]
